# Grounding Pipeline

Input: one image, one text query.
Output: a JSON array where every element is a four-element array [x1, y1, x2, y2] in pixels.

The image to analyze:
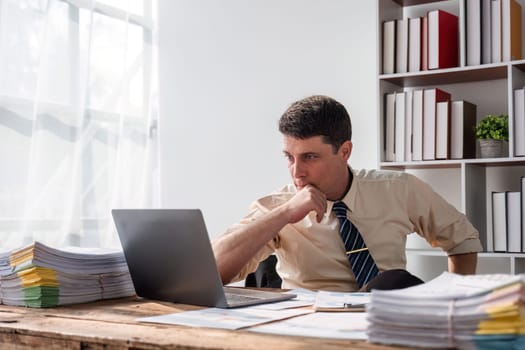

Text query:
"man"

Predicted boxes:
[[212, 95, 482, 292]]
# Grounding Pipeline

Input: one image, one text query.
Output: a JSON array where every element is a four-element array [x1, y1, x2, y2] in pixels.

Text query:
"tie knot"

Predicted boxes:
[[332, 201, 348, 219]]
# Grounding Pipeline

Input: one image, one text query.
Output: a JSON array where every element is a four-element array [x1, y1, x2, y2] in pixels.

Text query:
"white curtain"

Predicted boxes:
[[0, 0, 159, 249]]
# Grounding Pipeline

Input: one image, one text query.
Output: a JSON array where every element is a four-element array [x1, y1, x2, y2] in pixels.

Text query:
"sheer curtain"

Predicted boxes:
[[0, 0, 159, 249]]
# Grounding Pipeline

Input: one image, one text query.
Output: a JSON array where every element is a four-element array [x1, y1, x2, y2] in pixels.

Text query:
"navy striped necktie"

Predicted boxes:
[[332, 201, 379, 288]]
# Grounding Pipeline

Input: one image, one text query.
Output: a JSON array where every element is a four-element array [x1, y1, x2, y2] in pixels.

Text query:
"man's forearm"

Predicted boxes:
[[448, 252, 477, 274], [213, 185, 328, 284], [212, 205, 291, 284]]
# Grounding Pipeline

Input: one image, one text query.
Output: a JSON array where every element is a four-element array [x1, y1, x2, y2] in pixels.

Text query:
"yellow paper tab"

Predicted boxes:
[[9, 242, 37, 267], [17, 267, 58, 287]]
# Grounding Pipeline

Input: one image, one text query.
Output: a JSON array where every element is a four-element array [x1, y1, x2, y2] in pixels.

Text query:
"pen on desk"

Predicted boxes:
[[344, 303, 366, 309], [346, 247, 368, 255]]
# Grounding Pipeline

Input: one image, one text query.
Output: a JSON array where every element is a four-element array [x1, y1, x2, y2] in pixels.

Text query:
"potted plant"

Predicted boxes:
[[474, 114, 509, 158]]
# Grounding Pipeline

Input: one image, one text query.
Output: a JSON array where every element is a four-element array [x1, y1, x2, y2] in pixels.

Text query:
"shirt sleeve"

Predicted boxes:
[[216, 202, 278, 284], [406, 174, 483, 255]]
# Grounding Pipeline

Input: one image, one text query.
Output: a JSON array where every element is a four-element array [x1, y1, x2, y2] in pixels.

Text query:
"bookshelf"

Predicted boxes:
[[377, 0, 525, 280]]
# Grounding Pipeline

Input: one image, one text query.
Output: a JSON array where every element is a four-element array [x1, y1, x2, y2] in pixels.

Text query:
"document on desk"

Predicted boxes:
[[0, 241, 134, 308], [249, 311, 368, 340], [313, 291, 370, 311], [137, 307, 313, 330], [367, 272, 525, 349], [371, 271, 523, 300]]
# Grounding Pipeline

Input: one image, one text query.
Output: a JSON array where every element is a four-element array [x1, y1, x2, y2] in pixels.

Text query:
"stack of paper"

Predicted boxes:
[[0, 241, 135, 307], [367, 272, 525, 349]]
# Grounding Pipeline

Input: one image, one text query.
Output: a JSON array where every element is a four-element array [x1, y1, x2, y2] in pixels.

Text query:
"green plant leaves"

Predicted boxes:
[[474, 114, 509, 141]]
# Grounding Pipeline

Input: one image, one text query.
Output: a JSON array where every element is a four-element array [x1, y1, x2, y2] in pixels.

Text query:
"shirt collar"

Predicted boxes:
[[327, 166, 356, 213]]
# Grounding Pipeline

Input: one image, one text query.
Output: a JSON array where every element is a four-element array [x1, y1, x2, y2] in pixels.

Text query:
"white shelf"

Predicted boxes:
[[407, 249, 525, 259], [380, 157, 525, 169], [377, 0, 525, 277]]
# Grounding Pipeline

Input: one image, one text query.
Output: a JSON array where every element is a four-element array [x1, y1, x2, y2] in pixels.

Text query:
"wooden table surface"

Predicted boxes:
[[0, 297, 420, 350]]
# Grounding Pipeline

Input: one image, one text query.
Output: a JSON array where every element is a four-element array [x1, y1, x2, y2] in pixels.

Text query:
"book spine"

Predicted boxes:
[[421, 15, 428, 70], [385, 93, 396, 161], [513, 89, 525, 156], [466, 0, 482, 66], [408, 17, 422, 72], [492, 191, 507, 252], [395, 92, 406, 161], [522, 177, 525, 252], [382, 20, 396, 74]]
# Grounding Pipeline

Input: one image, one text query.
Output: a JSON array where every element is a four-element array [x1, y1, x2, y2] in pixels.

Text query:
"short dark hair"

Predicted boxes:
[[278, 95, 352, 153]]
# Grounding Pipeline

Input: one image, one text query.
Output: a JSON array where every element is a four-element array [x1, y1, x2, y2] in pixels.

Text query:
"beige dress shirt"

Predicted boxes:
[[222, 168, 483, 292]]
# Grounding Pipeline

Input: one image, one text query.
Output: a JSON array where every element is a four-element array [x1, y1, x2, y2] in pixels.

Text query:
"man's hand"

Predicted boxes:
[[283, 184, 327, 223]]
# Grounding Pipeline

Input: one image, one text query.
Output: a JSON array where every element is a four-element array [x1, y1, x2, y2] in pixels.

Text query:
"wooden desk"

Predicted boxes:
[[0, 297, 415, 350]]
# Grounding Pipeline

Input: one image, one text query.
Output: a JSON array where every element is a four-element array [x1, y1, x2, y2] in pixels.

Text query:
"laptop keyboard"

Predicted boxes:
[[223, 286, 292, 307], [224, 286, 271, 300], [224, 292, 262, 304]]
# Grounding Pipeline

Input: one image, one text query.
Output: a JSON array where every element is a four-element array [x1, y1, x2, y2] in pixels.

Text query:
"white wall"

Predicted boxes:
[[158, 0, 378, 239]]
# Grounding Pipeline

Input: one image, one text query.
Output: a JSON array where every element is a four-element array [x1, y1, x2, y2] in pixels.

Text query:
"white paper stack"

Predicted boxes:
[[367, 272, 525, 349], [0, 241, 135, 307]]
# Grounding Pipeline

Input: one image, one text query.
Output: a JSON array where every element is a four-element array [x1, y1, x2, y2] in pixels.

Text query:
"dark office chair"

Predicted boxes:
[[244, 255, 282, 288], [360, 269, 424, 292]]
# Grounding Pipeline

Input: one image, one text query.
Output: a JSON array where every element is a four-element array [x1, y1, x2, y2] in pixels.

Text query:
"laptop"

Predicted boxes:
[[112, 209, 296, 308]]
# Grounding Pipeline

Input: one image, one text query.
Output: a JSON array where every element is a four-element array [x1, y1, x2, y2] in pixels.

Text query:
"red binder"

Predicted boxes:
[[428, 9, 459, 69]]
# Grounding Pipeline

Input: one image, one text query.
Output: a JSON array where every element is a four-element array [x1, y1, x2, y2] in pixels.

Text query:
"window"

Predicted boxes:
[[0, 0, 159, 249]]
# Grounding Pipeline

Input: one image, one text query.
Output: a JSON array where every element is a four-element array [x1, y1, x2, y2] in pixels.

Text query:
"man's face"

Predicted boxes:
[[282, 135, 352, 199]]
